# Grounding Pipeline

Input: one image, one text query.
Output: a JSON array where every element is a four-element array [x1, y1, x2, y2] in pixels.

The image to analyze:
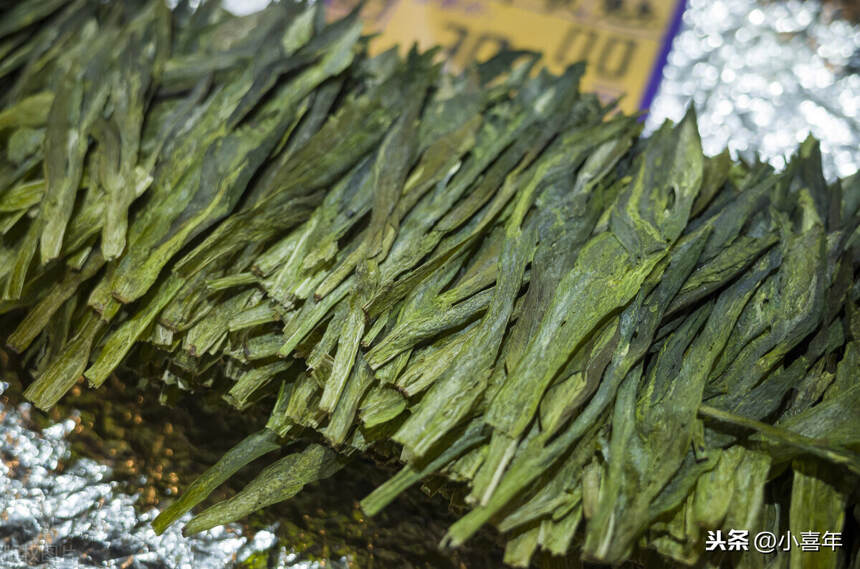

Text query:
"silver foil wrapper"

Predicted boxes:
[[0, 382, 347, 569], [645, 0, 859, 180]]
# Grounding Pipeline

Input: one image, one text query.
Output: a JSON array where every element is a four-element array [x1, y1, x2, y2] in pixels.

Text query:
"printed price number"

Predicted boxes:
[[492, 0, 657, 23], [442, 23, 511, 64], [443, 21, 638, 81], [554, 25, 637, 79]]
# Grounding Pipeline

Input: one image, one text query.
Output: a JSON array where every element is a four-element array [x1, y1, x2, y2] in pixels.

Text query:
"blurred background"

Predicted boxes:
[[644, 0, 858, 179], [225, 0, 860, 179]]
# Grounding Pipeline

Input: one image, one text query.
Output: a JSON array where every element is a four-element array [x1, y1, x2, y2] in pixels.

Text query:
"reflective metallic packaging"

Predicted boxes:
[[646, 0, 859, 179], [0, 382, 336, 569]]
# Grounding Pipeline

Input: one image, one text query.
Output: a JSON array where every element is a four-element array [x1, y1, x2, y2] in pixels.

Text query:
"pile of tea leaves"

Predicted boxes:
[[1, 1, 858, 567]]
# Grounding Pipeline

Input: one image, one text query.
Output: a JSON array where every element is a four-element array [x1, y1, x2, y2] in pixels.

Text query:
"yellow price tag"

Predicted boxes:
[[329, 0, 685, 115]]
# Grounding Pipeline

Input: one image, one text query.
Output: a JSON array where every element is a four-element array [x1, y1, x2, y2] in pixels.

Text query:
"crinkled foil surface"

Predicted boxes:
[[645, 0, 859, 179], [0, 382, 348, 569], [1, 1, 857, 568]]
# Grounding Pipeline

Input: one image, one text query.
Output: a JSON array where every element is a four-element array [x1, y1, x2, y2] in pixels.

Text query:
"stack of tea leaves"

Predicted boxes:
[[1, 0, 858, 567]]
